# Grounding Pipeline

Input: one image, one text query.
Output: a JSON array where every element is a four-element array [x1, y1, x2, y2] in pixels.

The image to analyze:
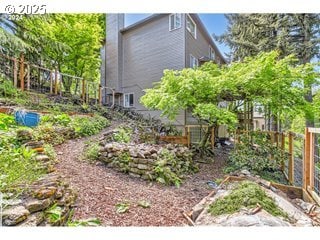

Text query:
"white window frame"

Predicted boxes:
[[190, 55, 199, 68], [209, 46, 215, 60], [124, 93, 134, 108], [186, 14, 197, 39], [169, 14, 182, 31]]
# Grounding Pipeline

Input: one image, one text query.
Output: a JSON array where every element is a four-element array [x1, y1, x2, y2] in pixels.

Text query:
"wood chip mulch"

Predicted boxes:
[[54, 128, 229, 226]]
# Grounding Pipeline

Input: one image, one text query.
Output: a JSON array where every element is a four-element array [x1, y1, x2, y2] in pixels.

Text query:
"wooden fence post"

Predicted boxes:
[[281, 132, 285, 171], [19, 53, 25, 91], [288, 132, 294, 185], [185, 126, 191, 148], [304, 128, 311, 189], [98, 85, 102, 106], [54, 68, 58, 95], [13, 58, 18, 87]]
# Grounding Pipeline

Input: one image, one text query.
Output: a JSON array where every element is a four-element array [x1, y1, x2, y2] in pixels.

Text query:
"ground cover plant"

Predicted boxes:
[[208, 181, 288, 219]]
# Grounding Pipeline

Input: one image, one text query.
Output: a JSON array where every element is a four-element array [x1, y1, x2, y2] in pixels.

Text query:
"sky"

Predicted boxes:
[[125, 14, 230, 58]]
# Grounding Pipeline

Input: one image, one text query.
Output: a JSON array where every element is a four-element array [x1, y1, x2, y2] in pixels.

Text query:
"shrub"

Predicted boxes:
[[32, 123, 65, 145], [113, 127, 132, 143], [208, 181, 288, 219], [0, 113, 15, 130], [83, 143, 100, 162], [153, 148, 198, 187], [227, 132, 285, 173], [72, 115, 109, 137], [44, 143, 57, 161], [41, 113, 72, 127]]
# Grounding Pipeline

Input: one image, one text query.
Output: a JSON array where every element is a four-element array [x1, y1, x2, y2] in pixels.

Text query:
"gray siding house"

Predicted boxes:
[[101, 13, 226, 128]]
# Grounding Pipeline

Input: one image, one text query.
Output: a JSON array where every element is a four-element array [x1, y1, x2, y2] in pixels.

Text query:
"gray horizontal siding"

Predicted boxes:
[[122, 14, 186, 125], [185, 14, 222, 67], [105, 14, 124, 91]]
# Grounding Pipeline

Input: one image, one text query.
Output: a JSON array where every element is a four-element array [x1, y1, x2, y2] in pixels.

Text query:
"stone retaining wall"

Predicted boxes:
[[2, 174, 77, 226], [98, 142, 195, 182]]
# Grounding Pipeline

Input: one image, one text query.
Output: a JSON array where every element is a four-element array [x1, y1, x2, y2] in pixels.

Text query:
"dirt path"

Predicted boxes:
[[54, 124, 228, 226]]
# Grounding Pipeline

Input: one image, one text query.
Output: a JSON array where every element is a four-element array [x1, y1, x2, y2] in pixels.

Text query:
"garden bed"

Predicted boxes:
[[187, 175, 320, 226]]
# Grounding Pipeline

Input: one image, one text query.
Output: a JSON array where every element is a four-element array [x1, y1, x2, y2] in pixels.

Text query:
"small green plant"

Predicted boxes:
[[0, 79, 19, 97], [111, 152, 131, 173], [84, 142, 100, 162], [67, 218, 101, 227], [43, 144, 57, 161], [115, 202, 130, 213], [41, 113, 71, 127], [45, 204, 62, 224], [0, 146, 45, 193], [113, 127, 132, 143], [208, 181, 288, 219], [137, 200, 151, 208], [0, 113, 15, 130]]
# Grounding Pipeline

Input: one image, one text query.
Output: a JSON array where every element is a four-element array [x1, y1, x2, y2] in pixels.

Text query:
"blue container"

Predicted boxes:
[[14, 110, 40, 127]]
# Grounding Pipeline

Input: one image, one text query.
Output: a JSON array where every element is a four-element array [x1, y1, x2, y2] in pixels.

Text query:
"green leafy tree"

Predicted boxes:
[[1, 14, 105, 92], [141, 51, 318, 152]]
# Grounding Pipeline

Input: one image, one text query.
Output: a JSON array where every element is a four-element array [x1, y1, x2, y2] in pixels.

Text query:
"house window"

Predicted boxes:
[[209, 46, 215, 60], [124, 93, 134, 108], [190, 55, 198, 68], [186, 14, 196, 38], [169, 14, 182, 31]]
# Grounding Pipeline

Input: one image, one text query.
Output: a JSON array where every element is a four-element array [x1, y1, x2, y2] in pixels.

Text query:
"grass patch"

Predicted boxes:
[[208, 181, 288, 219]]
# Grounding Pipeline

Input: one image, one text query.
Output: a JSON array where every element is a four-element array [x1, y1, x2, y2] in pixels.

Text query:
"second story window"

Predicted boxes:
[[169, 14, 182, 31], [190, 55, 199, 68], [186, 14, 196, 38], [209, 46, 215, 60]]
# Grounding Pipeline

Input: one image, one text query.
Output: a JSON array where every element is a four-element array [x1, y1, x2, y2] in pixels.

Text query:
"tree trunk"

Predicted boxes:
[[198, 125, 215, 156]]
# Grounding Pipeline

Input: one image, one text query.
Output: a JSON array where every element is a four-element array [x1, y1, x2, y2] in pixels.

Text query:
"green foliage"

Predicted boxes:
[[217, 14, 320, 63], [208, 181, 288, 219], [41, 113, 72, 127], [0, 132, 20, 151], [84, 142, 100, 162], [7, 14, 105, 84], [0, 113, 15, 130], [43, 144, 57, 161], [193, 103, 238, 127], [113, 127, 132, 143], [290, 114, 305, 134], [115, 202, 130, 214], [112, 152, 131, 173], [0, 79, 20, 98], [154, 150, 182, 187], [32, 123, 66, 145], [153, 149, 198, 187], [137, 200, 151, 208], [141, 51, 317, 144], [72, 115, 109, 137], [227, 132, 285, 173], [0, 146, 45, 192], [45, 204, 62, 224], [67, 218, 101, 227]]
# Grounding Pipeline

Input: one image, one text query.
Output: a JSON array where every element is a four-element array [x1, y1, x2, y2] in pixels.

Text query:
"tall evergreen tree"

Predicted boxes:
[[216, 13, 320, 127]]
